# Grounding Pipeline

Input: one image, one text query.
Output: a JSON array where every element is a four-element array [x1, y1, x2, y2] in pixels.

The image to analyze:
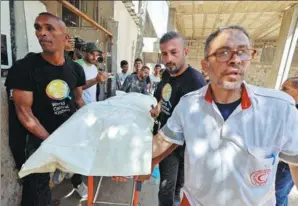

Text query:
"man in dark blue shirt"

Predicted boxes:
[[275, 77, 298, 206]]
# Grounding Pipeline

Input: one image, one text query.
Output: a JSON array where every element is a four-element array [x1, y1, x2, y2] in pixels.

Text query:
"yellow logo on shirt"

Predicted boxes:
[[46, 79, 70, 100], [162, 83, 172, 102]]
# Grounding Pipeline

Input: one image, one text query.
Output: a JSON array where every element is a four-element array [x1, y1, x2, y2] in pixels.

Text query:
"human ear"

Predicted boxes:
[[184, 47, 189, 56], [201, 59, 209, 73]]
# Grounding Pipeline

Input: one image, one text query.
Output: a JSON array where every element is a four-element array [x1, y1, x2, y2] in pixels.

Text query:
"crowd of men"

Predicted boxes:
[[116, 58, 165, 96], [4, 11, 298, 206]]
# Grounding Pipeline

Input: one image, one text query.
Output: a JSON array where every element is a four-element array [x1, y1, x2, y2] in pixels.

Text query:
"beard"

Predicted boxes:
[[210, 65, 245, 90], [86, 58, 96, 64], [166, 65, 180, 75], [219, 80, 243, 89], [165, 61, 184, 75]]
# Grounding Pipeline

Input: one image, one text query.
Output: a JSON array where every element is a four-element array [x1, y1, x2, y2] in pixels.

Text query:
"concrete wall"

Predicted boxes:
[[246, 46, 298, 87], [43, 0, 113, 51], [1, 80, 22, 206], [114, 1, 138, 73], [1, 1, 21, 205], [1, 1, 47, 205], [24, 1, 46, 53]]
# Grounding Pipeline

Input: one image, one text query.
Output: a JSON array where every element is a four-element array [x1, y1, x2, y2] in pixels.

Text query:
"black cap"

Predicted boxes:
[[81, 42, 101, 53], [74, 37, 86, 50]]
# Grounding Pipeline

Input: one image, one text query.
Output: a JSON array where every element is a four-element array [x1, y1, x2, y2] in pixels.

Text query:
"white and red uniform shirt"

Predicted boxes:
[[160, 82, 298, 206]]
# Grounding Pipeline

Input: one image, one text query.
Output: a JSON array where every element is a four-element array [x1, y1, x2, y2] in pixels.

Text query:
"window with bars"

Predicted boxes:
[[62, 0, 98, 27]]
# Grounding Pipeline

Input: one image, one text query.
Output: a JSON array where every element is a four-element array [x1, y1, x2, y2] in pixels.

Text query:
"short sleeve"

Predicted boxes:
[[146, 76, 151, 84], [159, 99, 184, 145], [279, 104, 298, 165], [72, 62, 86, 87], [121, 75, 132, 92], [189, 71, 206, 91], [154, 81, 163, 101], [5, 58, 34, 91]]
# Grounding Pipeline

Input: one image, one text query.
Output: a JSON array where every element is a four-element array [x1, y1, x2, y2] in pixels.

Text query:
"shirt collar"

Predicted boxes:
[[204, 82, 252, 110]]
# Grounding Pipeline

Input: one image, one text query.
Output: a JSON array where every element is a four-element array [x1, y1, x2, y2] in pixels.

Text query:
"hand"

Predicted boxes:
[[96, 72, 110, 83], [137, 174, 151, 182], [136, 160, 158, 182], [111, 175, 150, 183], [150, 104, 161, 118], [111, 176, 129, 182], [65, 37, 75, 51]]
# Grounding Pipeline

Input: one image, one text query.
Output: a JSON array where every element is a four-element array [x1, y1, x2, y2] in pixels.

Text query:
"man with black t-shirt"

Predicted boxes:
[[5, 12, 87, 206], [149, 31, 206, 206]]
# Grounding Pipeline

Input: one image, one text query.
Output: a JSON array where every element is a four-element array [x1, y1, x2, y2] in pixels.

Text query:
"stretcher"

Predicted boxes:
[[87, 176, 142, 206]]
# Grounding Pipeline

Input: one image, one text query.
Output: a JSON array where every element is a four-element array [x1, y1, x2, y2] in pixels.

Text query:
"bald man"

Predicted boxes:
[[5, 12, 87, 205]]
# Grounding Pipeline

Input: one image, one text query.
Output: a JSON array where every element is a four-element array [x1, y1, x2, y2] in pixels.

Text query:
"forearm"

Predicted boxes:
[[152, 133, 174, 159], [16, 107, 49, 140], [121, 82, 130, 92], [152, 144, 178, 166], [146, 84, 151, 93], [75, 98, 85, 109], [290, 165, 298, 189], [82, 78, 98, 90]]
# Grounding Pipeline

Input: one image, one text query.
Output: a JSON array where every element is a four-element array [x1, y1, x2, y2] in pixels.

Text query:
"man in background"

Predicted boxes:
[[121, 65, 150, 94], [132, 58, 151, 92], [149, 31, 206, 206], [75, 42, 109, 104], [116, 60, 129, 89], [149, 64, 161, 95], [275, 77, 298, 206]]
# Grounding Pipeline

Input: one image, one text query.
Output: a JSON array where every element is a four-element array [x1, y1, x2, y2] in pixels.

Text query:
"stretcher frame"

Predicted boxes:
[[87, 176, 140, 206]]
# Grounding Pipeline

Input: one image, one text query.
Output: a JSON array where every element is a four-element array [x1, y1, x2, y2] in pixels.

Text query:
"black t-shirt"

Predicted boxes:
[[5, 53, 86, 138], [154, 70, 170, 101], [132, 71, 151, 84], [215, 99, 241, 121], [158, 66, 206, 128]]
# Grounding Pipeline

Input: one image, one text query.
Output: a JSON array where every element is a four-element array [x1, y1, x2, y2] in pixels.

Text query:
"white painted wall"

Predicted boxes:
[[143, 38, 158, 53], [23, 1, 47, 53], [1, 1, 48, 205], [114, 1, 138, 73], [147, 1, 169, 38], [132, 1, 139, 14]]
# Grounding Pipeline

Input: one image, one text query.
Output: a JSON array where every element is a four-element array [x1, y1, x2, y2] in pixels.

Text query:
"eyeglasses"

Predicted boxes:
[[206, 48, 256, 62]]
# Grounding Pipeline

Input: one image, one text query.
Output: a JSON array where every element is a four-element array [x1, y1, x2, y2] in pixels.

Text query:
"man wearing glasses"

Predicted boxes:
[[138, 25, 298, 205]]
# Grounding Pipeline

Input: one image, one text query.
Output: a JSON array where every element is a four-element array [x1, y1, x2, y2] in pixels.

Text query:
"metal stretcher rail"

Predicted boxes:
[[87, 176, 139, 206]]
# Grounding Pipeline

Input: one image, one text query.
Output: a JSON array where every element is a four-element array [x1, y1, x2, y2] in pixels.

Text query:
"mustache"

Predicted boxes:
[[224, 65, 244, 74], [39, 37, 52, 42], [165, 62, 176, 67]]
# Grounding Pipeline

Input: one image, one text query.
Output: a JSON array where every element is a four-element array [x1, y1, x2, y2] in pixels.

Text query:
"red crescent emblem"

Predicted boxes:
[[250, 169, 271, 186]]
